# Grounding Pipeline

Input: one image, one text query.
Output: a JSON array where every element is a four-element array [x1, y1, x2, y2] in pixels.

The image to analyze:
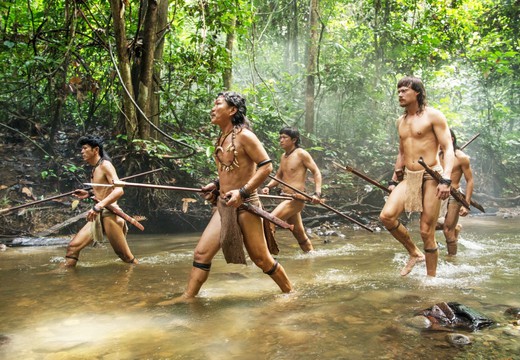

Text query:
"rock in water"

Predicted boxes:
[[446, 333, 471, 347], [505, 307, 520, 320], [417, 302, 495, 331]]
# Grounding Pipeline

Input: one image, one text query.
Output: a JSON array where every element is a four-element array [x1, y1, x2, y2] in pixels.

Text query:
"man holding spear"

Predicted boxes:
[[379, 76, 454, 277], [436, 129, 475, 255], [161, 92, 292, 303], [61, 135, 138, 267], [262, 127, 322, 252]]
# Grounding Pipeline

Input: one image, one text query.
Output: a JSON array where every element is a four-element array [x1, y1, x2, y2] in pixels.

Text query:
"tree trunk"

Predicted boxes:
[[292, 0, 299, 68], [48, 0, 75, 150], [109, 0, 138, 141], [223, 18, 236, 90], [136, 0, 159, 139], [151, 0, 169, 139], [304, 0, 319, 139]]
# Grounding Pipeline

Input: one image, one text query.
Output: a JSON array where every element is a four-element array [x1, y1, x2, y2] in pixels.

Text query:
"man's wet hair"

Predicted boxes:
[[217, 91, 251, 129], [450, 128, 460, 150], [77, 135, 110, 160], [279, 127, 301, 148], [397, 76, 428, 113]]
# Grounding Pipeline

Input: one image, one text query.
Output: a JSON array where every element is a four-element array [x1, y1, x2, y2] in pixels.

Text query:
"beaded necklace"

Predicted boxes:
[[215, 129, 239, 172]]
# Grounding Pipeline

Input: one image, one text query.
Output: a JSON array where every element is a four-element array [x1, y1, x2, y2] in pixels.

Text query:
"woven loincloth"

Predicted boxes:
[[404, 165, 443, 213]]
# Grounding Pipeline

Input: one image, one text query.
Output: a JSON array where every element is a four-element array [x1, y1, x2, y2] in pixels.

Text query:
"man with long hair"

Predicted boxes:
[[161, 92, 292, 303], [379, 76, 454, 277]]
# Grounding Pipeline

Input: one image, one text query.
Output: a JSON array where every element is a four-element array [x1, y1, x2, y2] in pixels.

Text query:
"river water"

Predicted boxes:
[[0, 216, 518, 359]]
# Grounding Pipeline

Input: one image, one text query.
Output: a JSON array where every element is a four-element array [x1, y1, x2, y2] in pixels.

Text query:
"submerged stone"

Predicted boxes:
[[504, 307, 520, 319], [446, 333, 471, 347]]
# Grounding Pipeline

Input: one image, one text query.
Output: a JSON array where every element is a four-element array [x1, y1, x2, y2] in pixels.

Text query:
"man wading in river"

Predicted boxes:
[[262, 127, 322, 252], [379, 76, 454, 277], [61, 136, 138, 267], [160, 92, 292, 304], [436, 128, 474, 255]]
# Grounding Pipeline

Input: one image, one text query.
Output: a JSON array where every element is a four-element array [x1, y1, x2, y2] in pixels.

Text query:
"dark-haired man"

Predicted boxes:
[[379, 76, 454, 277], [162, 92, 292, 303], [262, 127, 322, 252], [61, 136, 138, 267], [436, 129, 474, 255]]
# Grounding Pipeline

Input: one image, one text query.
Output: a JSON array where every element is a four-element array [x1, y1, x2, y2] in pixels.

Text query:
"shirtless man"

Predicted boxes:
[[166, 92, 292, 302], [437, 129, 474, 255], [261, 127, 322, 252], [61, 135, 138, 267], [379, 76, 454, 277]]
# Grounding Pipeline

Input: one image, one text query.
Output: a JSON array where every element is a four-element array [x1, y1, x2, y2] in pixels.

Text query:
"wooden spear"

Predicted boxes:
[[460, 133, 480, 150], [85, 180, 294, 201], [267, 175, 373, 232], [0, 168, 164, 215], [332, 161, 391, 193], [85, 180, 295, 230]]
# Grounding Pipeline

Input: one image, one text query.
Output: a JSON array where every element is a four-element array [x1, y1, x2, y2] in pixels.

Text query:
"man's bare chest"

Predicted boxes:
[[399, 116, 432, 139]]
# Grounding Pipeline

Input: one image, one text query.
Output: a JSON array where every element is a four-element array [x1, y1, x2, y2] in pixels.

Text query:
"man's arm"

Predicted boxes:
[[390, 117, 405, 189], [460, 154, 474, 205], [432, 110, 454, 180], [431, 109, 454, 200], [301, 151, 322, 196]]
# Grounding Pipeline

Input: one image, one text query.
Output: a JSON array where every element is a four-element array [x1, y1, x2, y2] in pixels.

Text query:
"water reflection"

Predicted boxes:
[[0, 217, 519, 359]]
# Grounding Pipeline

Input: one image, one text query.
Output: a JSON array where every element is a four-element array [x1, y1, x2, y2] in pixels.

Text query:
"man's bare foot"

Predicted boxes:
[[156, 294, 194, 306], [400, 255, 425, 276]]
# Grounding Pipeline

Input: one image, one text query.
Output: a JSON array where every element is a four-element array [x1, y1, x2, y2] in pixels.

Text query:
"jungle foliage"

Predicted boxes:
[[1, 0, 518, 210]]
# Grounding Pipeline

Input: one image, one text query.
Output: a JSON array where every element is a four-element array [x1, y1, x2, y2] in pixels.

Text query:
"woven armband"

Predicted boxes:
[[256, 159, 272, 169], [239, 186, 250, 200]]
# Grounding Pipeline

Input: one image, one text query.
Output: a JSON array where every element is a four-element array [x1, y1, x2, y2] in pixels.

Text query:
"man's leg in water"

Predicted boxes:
[[271, 199, 312, 252], [183, 211, 221, 298], [105, 215, 138, 264], [240, 210, 292, 293], [380, 181, 424, 276], [443, 201, 462, 255], [420, 180, 442, 276], [158, 211, 221, 306], [62, 223, 94, 267]]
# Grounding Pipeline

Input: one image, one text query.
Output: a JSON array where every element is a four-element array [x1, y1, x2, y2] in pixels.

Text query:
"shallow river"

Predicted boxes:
[[0, 216, 518, 359]]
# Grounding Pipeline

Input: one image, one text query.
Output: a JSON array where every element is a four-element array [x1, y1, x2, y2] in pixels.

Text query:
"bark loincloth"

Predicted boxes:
[[217, 193, 279, 264], [90, 207, 128, 243], [404, 165, 443, 213]]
